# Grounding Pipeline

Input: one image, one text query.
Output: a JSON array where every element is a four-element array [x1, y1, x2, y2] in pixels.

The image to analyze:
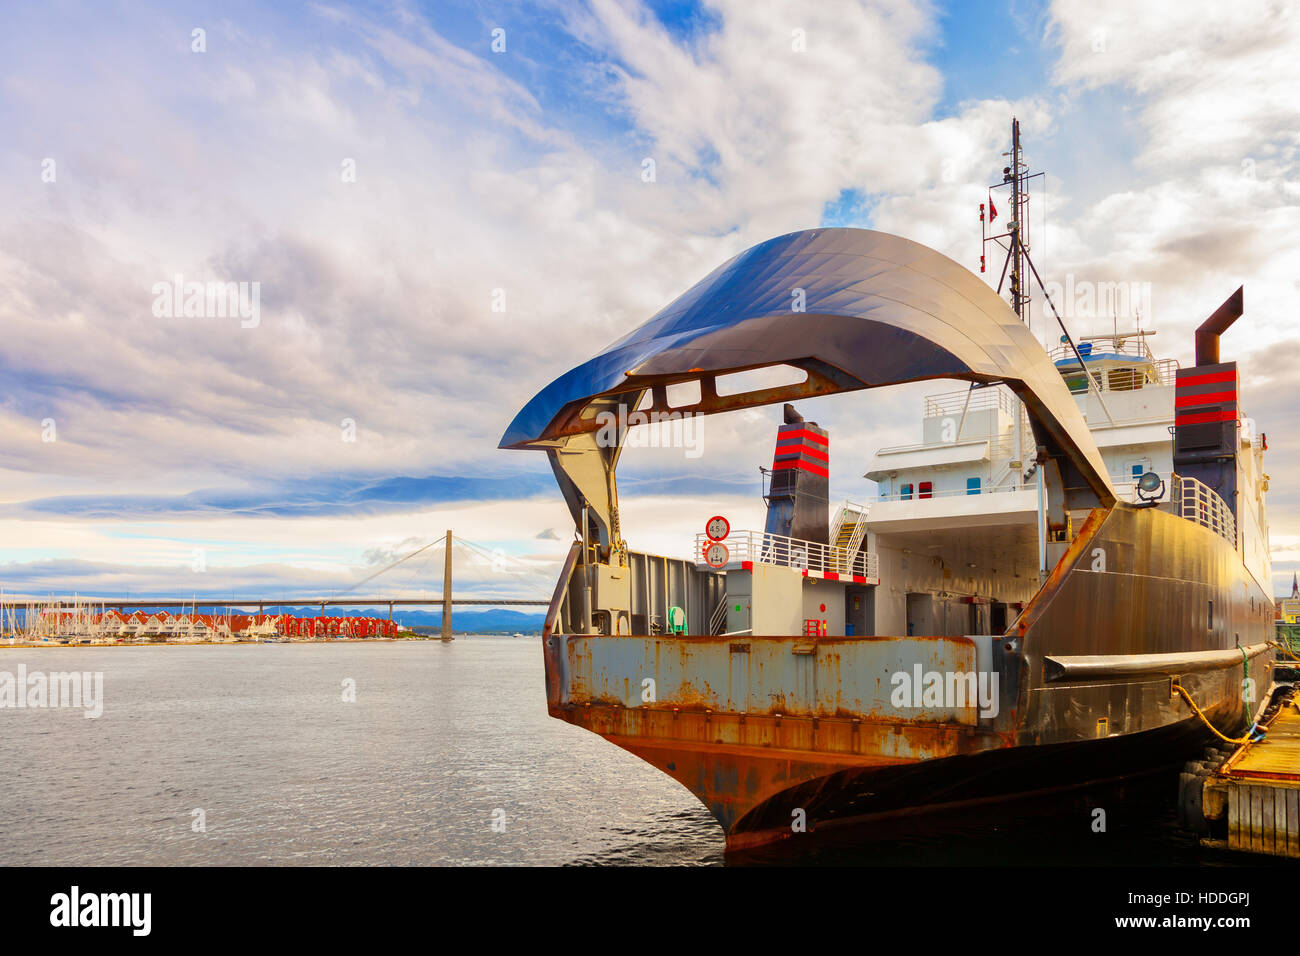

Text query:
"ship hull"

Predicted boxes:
[[575, 710, 1238, 852], [542, 503, 1275, 851]]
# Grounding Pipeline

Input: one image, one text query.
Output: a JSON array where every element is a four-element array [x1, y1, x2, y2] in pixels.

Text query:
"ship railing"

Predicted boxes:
[[1056, 357, 1179, 393], [875, 437, 987, 456], [878, 395, 1173, 462], [1175, 474, 1238, 548], [694, 530, 878, 580], [1047, 336, 1157, 365], [923, 385, 1016, 418], [874, 483, 1026, 502], [875, 422, 1033, 459]]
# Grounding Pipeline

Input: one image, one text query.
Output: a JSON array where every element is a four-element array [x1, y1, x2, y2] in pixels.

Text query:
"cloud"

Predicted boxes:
[[7, 472, 556, 519], [1, 1, 969, 501], [2, 0, 1297, 597], [1048, 0, 1300, 167]]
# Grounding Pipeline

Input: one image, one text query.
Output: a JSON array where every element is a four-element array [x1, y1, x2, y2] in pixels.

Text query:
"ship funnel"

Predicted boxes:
[[1194, 286, 1243, 366], [764, 406, 830, 545], [1176, 288, 1244, 528]]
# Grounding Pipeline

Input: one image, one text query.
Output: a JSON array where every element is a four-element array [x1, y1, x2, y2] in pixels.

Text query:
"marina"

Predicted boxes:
[[1, 606, 406, 644]]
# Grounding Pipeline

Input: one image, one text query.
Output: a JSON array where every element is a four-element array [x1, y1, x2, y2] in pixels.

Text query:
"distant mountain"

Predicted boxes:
[[381, 608, 545, 631]]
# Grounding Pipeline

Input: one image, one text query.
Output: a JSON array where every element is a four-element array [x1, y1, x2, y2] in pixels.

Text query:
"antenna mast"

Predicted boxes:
[[980, 117, 1039, 327], [979, 118, 1118, 429], [1009, 118, 1029, 324]]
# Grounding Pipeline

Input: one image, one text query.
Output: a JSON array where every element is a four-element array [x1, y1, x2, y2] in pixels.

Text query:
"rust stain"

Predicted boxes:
[[1013, 506, 1108, 638], [546, 629, 1011, 847], [555, 699, 1009, 839]]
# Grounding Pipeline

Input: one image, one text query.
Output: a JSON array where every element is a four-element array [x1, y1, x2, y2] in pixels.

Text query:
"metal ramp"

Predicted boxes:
[[829, 500, 869, 573]]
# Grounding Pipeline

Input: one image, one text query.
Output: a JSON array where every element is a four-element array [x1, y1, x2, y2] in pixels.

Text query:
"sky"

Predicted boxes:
[[1, 0, 1299, 602]]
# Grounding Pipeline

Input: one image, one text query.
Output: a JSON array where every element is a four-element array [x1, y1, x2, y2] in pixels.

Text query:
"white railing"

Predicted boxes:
[[694, 530, 879, 579], [1048, 335, 1157, 365], [1053, 357, 1179, 393], [875, 483, 1026, 503], [1177, 475, 1237, 547], [875, 469, 1182, 505], [876, 422, 1033, 459], [830, 500, 870, 558], [923, 386, 1016, 418], [988, 425, 1035, 461], [875, 437, 988, 457]]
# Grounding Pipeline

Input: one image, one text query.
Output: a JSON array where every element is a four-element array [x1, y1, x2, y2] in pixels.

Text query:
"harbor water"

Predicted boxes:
[[0, 638, 1281, 866]]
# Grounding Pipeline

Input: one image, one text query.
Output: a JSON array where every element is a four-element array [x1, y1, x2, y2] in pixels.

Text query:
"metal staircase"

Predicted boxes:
[[829, 501, 870, 573], [990, 461, 1017, 490]]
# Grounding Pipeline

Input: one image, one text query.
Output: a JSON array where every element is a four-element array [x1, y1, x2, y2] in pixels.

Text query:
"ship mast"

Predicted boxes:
[[980, 118, 1116, 581], [980, 118, 1040, 495], [981, 117, 1039, 325], [1007, 118, 1030, 325]]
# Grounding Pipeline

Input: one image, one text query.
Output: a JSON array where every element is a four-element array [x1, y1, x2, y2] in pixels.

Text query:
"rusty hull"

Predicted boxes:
[[543, 631, 1021, 845]]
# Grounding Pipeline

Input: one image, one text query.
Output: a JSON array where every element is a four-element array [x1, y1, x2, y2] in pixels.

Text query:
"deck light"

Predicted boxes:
[[1137, 471, 1164, 504]]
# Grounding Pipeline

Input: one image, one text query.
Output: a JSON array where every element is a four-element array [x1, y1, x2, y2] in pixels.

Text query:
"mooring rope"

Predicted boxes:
[[1268, 639, 1300, 663], [1171, 682, 1260, 747]]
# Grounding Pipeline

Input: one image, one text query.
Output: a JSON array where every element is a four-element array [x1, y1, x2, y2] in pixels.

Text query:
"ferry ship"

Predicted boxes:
[[502, 135, 1274, 852]]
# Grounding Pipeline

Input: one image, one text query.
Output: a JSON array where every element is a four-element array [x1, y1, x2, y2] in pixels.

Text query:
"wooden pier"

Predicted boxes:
[[1193, 689, 1300, 858]]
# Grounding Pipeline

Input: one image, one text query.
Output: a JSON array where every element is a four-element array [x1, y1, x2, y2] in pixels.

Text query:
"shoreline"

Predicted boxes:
[[0, 638, 427, 648], [0, 635, 535, 648]]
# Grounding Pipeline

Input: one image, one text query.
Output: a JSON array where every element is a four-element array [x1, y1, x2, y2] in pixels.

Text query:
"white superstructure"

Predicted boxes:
[[858, 330, 1270, 637]]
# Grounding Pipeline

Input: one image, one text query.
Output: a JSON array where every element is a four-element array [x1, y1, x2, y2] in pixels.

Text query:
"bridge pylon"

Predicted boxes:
[[440, 529, 453, 641]]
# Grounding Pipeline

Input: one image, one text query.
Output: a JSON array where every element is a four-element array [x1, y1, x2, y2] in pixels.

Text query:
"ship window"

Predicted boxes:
[[967, 477, 981, 495], [1208, 600, 1214, 631], [918, 481, 933, 499], [900, 483, 913, 500]]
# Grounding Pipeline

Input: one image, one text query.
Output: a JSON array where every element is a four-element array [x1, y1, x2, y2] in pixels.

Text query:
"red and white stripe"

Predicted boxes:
[[738, 560, 878, 586]]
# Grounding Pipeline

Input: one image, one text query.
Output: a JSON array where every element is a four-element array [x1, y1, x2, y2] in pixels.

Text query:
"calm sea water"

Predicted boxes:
[[0, 639, 1275, 866]]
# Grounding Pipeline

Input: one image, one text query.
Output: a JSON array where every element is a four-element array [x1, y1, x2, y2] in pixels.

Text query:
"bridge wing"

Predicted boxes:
[[501, 227, 1113, 505]]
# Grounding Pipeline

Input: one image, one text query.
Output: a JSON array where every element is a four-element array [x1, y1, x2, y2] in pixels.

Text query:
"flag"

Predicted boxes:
[[989, 198, 998, 222]]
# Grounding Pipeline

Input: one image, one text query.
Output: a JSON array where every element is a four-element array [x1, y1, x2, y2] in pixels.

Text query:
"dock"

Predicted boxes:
[[1188, 685, 1300, 858]]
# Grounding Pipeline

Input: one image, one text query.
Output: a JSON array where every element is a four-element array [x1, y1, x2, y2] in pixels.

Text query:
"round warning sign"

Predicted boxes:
[[704, 542, 730, 568], [705, 515, 730, 541]]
